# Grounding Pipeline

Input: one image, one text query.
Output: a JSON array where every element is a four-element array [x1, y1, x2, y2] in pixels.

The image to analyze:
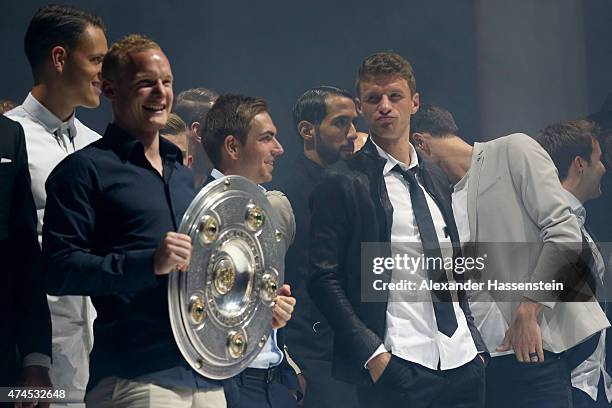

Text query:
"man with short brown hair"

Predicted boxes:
[[174, 87, 219, 187], [308, 52, 487, 408], [201, 93, 299, 407], [537, 119, 611, 408], [411, 105, 608, 408]]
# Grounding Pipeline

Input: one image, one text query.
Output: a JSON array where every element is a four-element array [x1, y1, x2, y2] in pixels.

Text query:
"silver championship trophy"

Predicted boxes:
[[168, 175, 285, 379]]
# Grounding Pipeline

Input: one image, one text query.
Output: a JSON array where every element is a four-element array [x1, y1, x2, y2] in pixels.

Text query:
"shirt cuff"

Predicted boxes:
[[22, 353, 51, 369], [364, 344, 388, 369]]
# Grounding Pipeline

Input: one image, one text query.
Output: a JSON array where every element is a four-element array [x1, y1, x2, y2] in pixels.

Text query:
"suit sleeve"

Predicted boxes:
[[506, 133, 582, 306], [10, 122, 52, 361], [266, 190, 296, 251], [307, 175, 383, 366], [43, 155, 158, 296]]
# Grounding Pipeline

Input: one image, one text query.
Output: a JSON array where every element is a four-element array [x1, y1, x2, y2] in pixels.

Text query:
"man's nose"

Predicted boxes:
[[152, 80, 166, 96], [347, 123, 357, 141], [273, 138, 284, 156], [378, 95, 392, 114]]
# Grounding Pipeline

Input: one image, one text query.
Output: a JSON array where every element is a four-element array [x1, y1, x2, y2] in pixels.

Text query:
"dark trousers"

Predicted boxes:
[[486, 353, 573, 408], [572, 377, 611, 408], [300, 358, 358, 408], [230, 368, 298, 408], [357, 355, 485, 408]]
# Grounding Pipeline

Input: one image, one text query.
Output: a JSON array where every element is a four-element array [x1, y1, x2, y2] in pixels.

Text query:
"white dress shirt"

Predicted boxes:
[[209, 168, 284, 368], [367, 141, 477, 371], [6, 93, 100, 403], [563, 189, 612, 403], [451, 171, 510, 357], [451, 172, 470, 246]]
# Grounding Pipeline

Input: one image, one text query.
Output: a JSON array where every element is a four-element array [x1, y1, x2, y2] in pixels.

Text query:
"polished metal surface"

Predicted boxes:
[[168, 176, 284, 379]]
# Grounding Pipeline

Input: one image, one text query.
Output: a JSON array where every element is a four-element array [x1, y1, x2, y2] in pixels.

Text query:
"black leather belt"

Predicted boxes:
[[241, 366, 281, 383]]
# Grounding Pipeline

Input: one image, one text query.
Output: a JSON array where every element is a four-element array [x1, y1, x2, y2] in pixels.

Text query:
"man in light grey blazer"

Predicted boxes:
[[410, 105, 609, 408]]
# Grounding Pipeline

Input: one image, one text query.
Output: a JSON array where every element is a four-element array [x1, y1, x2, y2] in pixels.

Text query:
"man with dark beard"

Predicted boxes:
[[271, 86, 358, 407]]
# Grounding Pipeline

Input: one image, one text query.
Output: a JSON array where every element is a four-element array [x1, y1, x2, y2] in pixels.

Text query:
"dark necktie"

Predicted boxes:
[[392, 164, 458, 337]]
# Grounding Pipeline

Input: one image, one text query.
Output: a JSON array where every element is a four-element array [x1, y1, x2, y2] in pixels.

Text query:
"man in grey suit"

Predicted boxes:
[[410, 105, 609, 408]]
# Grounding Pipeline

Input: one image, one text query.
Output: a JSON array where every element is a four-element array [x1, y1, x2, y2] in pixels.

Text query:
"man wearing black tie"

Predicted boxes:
[[307, 52, 487, 408], [537, 119, 611, 408]]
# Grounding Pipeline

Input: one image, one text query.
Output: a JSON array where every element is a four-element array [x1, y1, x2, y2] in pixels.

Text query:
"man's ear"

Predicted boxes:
[[191, 122, 201, 143], [224, 135, 240, 161], [412, 132, 431, 157], [297, 120, 315, 142], [573, 155, 586, 175], [355, 97, 363, 116], [101, 79, 115, 100], [411, 92, 420, 114], [50, 46, 67, 73]]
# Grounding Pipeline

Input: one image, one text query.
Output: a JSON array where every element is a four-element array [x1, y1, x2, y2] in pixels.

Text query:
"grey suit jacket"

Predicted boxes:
[[467, 133, 609, 353], [266, 190, 296, 255]]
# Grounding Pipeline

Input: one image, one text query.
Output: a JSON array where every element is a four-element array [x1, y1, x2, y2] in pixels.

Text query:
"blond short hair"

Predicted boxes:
[[161, 113, 188, 137], [102, 34, 161, 81]]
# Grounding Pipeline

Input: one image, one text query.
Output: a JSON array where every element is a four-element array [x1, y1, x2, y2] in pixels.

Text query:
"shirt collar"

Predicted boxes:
[[297, 153, 324, 181], [371, 138, 419, 175], [562, 188, 586, 226], [210, 168, 225, 180], [103, 123, 181, 163], [22, 92, 76, 136], [210, 168, 267, 192], [453, 170, 470, 192]]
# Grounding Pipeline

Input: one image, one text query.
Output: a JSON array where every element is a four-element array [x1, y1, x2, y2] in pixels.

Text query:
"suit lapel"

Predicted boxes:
[[467, 143, 485, 242]]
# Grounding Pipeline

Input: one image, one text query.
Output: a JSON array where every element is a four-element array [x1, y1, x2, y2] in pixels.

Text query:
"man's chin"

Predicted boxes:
[[148, 116, 169, 129], [260, 172, 273, 184], [82, 96, 101, 109], [370, 128, 398, 140]]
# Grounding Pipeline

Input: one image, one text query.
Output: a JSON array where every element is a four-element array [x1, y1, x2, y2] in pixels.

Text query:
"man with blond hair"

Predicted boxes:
[[161, 112, 191, 166], [43, 34, 226, 407]]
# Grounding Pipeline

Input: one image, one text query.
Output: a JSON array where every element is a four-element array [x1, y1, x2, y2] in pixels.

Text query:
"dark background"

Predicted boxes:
[[4, 1, 611, 152], [3, 0, 612, 235]]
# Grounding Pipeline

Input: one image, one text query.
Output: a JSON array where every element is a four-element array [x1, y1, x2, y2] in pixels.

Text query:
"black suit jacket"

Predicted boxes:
[[0, 115, 51, 385], [307, 138, 486, 385], [271, 154, 334, 369]]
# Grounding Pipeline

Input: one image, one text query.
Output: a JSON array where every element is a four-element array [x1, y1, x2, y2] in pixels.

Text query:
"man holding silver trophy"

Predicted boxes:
[[43, 34, 294, 408], [199, 93, 301, 408]]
